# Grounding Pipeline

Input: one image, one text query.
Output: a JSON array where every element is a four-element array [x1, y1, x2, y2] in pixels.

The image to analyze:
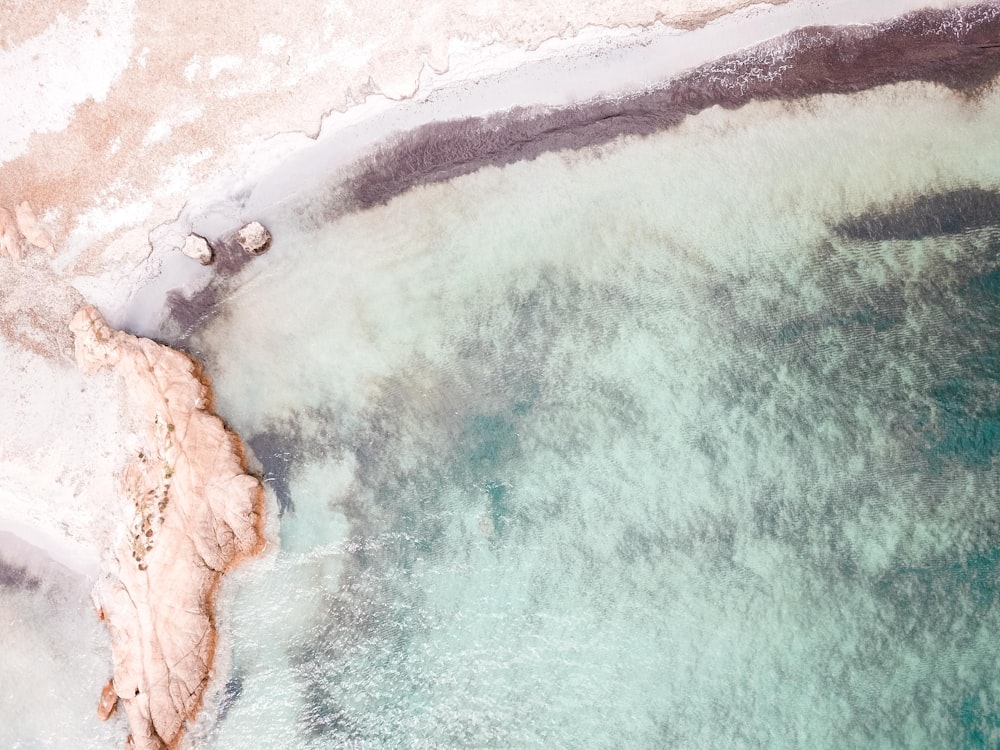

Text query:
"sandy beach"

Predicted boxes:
[[0, 0, 975, 335], [118, 0, 979, 332]]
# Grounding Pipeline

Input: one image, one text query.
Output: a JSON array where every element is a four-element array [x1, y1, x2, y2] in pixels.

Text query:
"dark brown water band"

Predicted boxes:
[[344, 3, 1000, 212], [834, 187, 1000, 242]]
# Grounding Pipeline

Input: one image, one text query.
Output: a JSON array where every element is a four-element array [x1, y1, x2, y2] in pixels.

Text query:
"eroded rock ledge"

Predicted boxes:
[[70, 305, 266, 750]]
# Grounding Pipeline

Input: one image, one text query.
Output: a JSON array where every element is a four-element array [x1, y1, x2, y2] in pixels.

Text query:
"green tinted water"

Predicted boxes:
[[194, 84, 1000, 749]]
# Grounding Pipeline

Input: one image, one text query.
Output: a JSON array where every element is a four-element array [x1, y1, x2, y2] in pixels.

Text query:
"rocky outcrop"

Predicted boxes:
[[70, 305, 266, 750], [181, 234, 213, 265], [0, 201, 55, 260], [15, 201, 54, 254], [0, 207, 23, 260], [235, 221, 271, 255]]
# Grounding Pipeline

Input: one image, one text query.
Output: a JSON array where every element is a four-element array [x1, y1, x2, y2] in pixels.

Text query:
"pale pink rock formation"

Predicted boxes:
[[98, 678, 119, 721], [0, 207, 23, 260], [181, 233, 213, 265], [70, 305, 265, 750], [14, 201, 54, 254], [0, 201, 55, 260]]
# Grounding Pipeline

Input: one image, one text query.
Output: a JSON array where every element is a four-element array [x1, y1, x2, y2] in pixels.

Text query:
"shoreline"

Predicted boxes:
[[149, 1, 1000, 343], [0, 0, 994, 654], [0, 521, 100, 578], [108, 0, 978, 338], [340, 4, 1000, 212], [72, 305, 267, 750], [200, 0, 988, 220]]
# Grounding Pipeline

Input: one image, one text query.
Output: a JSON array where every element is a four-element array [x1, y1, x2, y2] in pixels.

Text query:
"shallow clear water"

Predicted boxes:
[[0, 534, 126, 749], [181, 84, 1000, 749]]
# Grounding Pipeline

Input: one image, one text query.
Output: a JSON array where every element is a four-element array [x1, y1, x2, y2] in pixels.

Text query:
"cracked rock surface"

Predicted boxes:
[[71, 305, 265, 750]]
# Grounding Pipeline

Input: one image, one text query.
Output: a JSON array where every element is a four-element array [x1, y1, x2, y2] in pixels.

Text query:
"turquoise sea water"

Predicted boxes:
[[190, 85, 999, 749], [0, 534, 125, 749]]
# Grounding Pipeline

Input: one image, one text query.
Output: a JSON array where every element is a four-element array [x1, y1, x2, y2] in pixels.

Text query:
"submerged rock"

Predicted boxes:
[[70, 305, 266, 750], [235, 221, 271, 255], [181, 233, 213, 265]]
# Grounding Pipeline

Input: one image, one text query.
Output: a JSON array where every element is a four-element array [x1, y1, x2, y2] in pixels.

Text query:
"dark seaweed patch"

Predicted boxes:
[[0, 557, 41, 590], [248, 431, 297, 515], [210, 234, 256, 277], [774, 304, 903, 344], [874, 545, 1000, 640], [915, 255, 1000, 467], [957, 692, 1000, 750], [284, 266, 658, 741], [834, 187, 1000, 242], [164, 285, 219, 339], [265, 229, 1000, 745], [457, 414, 520, 480], [161, 235, 259, 346], [217, 672, 244, 720]]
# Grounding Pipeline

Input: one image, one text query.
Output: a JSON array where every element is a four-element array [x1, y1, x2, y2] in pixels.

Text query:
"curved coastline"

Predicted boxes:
[[84, 0, 986, 339], [342, 4, 1000, 212], [119, 8, 1000, 738]]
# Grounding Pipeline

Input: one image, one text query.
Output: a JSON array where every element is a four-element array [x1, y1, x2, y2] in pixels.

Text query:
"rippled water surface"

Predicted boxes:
[[185, 86, 1000, 749]]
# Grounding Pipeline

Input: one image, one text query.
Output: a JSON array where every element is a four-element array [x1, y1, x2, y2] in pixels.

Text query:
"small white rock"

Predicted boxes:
[[181, 234, 213, 265], [236, 221, 271, 255]]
